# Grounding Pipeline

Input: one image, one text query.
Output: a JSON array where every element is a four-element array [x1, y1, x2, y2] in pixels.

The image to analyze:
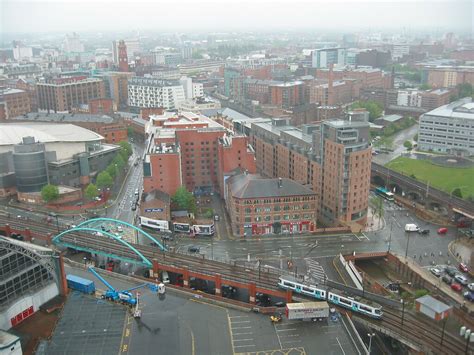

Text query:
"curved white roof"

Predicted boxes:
[[0, 123, 104, 146]]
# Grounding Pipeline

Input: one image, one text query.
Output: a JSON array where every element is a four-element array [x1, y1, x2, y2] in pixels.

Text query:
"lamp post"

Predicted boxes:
[[440, 317, 448, 346], [368, 333, 376, 354], [404, 231, 411, 260], [401, 299, 406, 328], [388, 216, 394, 254]]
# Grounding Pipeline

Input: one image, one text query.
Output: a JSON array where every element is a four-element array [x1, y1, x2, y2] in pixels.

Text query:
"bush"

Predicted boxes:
[[414, 289, 429, 298], [41, 184, 59, 203], [203, 208, 214, 219]]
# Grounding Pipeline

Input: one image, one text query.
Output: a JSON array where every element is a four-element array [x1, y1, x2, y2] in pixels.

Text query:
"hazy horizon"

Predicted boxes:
[[1, 0, 473, 35]]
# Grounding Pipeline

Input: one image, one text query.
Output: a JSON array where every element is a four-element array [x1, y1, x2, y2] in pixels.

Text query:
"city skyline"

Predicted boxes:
[[2, 0, 473, 34]]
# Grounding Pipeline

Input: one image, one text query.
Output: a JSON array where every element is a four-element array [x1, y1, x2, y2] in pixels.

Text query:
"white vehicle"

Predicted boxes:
[[405, 224, 419, 232], [117, 226, 123, 233], [285, 302, 329, 320], [468, 283, 474, 292], [455, 274, 469, 286], [161, 271, 170, 284], [430, 267, 442, 277]]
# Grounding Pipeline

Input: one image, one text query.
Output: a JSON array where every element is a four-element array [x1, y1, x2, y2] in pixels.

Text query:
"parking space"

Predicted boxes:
[[426, 263, 474, 299]]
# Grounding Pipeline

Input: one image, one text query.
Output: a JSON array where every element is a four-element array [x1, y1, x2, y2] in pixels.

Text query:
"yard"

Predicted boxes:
[[386, 157, 474, 199]]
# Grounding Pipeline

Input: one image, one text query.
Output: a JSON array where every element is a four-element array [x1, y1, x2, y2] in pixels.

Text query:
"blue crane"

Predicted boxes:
[[88, 267, 147, 306]]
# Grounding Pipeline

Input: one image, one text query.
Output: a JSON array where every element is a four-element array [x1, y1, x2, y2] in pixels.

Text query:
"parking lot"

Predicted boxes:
[[428, 263, 474, 301]]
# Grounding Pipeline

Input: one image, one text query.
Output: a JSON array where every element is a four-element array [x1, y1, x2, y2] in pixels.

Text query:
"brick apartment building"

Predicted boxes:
[[15, 78, 37, 112], [1, 88, 31, 119], [225, 174, 317, 236], [37, 77, 105, 112], [424, 66, 474, 88], [93, 71, 133, 110], [250, 115, 371, 228], [143, 111, 256, 197]]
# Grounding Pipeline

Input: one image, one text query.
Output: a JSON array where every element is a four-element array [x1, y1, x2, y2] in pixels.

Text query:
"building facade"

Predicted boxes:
[[418, 98, 474, 156], [36, 78, 105, 113], [225, 174, 317, 236], [311, 48, 346, 68], [128, 77, 185, 110], [1, 88, 31, 119]]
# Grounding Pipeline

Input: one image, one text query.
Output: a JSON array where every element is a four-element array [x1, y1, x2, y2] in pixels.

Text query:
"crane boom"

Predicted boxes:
[[88, 267, 116, 292], [123, 283, 148, 293]]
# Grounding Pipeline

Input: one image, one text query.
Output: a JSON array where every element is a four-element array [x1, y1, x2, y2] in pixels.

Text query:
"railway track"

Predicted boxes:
[[1, 215, 471, 354]]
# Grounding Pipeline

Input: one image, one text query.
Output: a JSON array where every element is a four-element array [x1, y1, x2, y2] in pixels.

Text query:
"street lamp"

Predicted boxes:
[[401, 299, 406, 328], [368, 333, 376, 354], [388, 216, 394, 254], [460, 326, 474, 355], [404, 230, 412, 260]]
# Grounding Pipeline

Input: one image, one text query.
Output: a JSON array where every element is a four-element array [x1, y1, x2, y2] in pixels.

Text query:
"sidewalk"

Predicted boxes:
[[364, 206, 385, 232]]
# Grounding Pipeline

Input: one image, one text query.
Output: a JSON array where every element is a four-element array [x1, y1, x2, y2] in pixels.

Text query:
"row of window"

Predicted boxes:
[[240, 214, 314, 223]]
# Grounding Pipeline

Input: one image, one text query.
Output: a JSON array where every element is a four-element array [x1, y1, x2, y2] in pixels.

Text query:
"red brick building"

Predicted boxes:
[[143, 111, 256, 197], [89, 98, 114, 114], [225, 174, 317, 236], [1, 89, 31, 119]]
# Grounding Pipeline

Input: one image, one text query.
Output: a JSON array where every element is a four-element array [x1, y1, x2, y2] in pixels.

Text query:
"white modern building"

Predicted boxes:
[[63, 33, 85, 53], [311, 48, 346, 68], [128, 77, 185, 110], [391, 43, 410, 60], [418, 98, 474, 156]]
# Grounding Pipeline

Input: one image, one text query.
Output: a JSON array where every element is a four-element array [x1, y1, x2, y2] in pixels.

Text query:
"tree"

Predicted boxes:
[[457, 83, 473, 98], [351, 100, 383, 122], [403, 140, 413, 150], [172, 186, 196, 213], [41, 184, 59, 203], [370, 195, 384, 228], [452, 188, 463, 199], [113, 154, 126, 171], [85, 183, 99, 200], [96, 171, 113, 190], [419, 83, 432, 90], [203, 208, 214, 219], [119, 141, 133, 160], [413, 133, 418, 142], [106, 164, 117, 179]]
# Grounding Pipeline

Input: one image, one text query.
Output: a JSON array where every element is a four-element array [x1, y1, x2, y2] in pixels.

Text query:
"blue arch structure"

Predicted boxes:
[[76, 217, 167, 251], [52, 227, 152, 267]]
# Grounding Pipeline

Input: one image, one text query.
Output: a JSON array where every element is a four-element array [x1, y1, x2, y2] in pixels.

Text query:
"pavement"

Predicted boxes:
[[58, 265, 360, 355], [372, 124, 418, 166]]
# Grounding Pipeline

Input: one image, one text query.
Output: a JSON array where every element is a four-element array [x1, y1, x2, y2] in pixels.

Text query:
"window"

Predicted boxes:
[[274, 205, 281, 211], [264, 216, 271, 221], [283, 215, 290, 220], [244, 217, 251, 222]]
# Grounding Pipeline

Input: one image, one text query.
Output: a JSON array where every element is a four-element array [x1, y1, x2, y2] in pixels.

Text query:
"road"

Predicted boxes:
[[372, 124, 418, 165]]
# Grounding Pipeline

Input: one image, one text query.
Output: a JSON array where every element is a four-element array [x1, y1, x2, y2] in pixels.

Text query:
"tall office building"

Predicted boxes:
[[127, 77, 185, 110], [311, 48, 346, 68]]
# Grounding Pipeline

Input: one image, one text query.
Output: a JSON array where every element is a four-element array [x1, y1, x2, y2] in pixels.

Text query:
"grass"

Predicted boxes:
[[385, 157, 474, 199]]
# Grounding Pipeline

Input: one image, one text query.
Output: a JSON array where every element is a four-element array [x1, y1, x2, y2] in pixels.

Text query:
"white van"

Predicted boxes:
[[161, 271, 170, 284], [405, 224, 419, 232]]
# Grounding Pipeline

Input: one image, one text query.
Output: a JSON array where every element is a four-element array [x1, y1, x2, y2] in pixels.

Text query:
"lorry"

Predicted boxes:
[[285, 301, 330, 321], [405, 223, 419, 232], [66, 274, 96, 294]]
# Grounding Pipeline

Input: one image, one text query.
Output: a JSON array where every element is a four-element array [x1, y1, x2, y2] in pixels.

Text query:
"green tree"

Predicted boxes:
[[351, 100, 383, 122], [172, 186, 196, 213], [106, 164, 118, 179], [113, 154, 126, 171], [457, 83, 473, 98], [85, 183, 99, 200], [203, 208, 214, 219], [96, 171, 113, 190], [403, 140, 413, 150], [119, 141, 133, 160], [41, 184, 59, 203], [127, 127, 134, 137], [419, 83, 432, 90], [413, 133, 418, 142], [452, 188, 463, 199]]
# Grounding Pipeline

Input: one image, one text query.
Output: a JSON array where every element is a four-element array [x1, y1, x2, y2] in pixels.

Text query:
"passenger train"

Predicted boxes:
[[278, 276, 383, 319]]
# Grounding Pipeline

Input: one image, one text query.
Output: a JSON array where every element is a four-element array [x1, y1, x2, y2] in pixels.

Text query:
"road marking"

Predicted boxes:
[[226, 310, 236, 355], [276, 328, 298, 332], [231, 320, 251, 324], [234, 332, 253, 335], [229, 315, 248, 318], [233, 326, 252, 329], [233, 338, 254, 342], [336, 337, 346, 355], [234, 344, 256, 348]]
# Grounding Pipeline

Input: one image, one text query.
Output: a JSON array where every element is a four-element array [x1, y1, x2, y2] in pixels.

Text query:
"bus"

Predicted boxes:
[[375, 187, 394, 201]]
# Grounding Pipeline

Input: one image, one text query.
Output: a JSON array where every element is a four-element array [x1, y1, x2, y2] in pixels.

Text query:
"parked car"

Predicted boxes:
[[459, 263, 470, 273], [451, 283, 463, 292], [418, 229, 430, 235], [437, 227, 448, 234], [162, 235, 173, 241], [454, 274, 469, 286], [464, 291, 474, 302], [188, 246, 200, 253], [442, 275, 453, 285], [468, 283, 474, 292], [446, 266, 458, 277], [430, 267, 442, 277]]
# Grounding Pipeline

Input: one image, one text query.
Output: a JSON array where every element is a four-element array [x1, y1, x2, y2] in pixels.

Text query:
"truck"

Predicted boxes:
[[66, 274, 96, 294], [285, 301, 330, 321], [405, 223, 419, 232]]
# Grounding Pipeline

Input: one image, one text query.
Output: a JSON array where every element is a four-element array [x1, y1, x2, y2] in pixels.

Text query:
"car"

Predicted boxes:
[[188, 246, 200, 253], [464, 291, 474, 302], [214, 215, 220, 221], [162, 235, 173, 241], [454, 274, 469, 286], [430, 267, 442, 277], [442, 275, 453, 285], [438, 227, 448, 234], [418, 229, 430, 235], [94, 231, 104, 237], [117, 226, 123, 233], [131, 204, 137, 211], [468, 283, 474, 292], [451, 283, 463, 292], [94, 196, 101, 201], [446, 266, 458, 277], [459, 263, 469, 273]]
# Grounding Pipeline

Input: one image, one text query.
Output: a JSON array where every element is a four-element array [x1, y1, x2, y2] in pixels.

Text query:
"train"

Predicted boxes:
[[277, 276, 383, 319]]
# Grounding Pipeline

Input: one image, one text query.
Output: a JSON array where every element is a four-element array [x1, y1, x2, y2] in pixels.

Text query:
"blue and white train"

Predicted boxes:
[[278, 276, 383, 319]]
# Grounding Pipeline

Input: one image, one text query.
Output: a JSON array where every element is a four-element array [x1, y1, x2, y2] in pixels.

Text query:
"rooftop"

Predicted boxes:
[[381, 114, 403, 122], [416, 295, 451, 313], [3, 88, 26, 95], [0, 123, 104, 146], [227, 174, 315, 199], [11, 112, 115, 124], [424, 97, 474, 119]]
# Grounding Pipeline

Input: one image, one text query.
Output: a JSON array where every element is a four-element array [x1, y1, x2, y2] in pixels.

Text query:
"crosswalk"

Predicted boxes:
[[304, 258, 326, 282]]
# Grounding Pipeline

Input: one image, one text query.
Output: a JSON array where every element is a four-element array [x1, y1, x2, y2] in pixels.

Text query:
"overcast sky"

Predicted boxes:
[[1, 0, 473, 34]]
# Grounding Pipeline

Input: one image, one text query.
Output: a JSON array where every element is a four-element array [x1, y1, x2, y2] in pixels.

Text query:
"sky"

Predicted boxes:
[[1, 0, 473, 34]]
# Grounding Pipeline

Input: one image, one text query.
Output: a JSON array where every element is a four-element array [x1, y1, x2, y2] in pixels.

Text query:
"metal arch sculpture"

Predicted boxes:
[[52, 227, 152, 267], [0, 237, 59, 285], [75, 217, 167, 251]]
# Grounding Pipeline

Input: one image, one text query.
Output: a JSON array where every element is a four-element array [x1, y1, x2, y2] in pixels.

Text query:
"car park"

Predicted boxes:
[[442, 275, 453, 285], [430, 267, 442, 277], [451, 283, 463, 292], [459, 263, 469, 273], [437, 227, 448, 234], [446, 266, 458, 277], [454, 274, 469, 286]]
